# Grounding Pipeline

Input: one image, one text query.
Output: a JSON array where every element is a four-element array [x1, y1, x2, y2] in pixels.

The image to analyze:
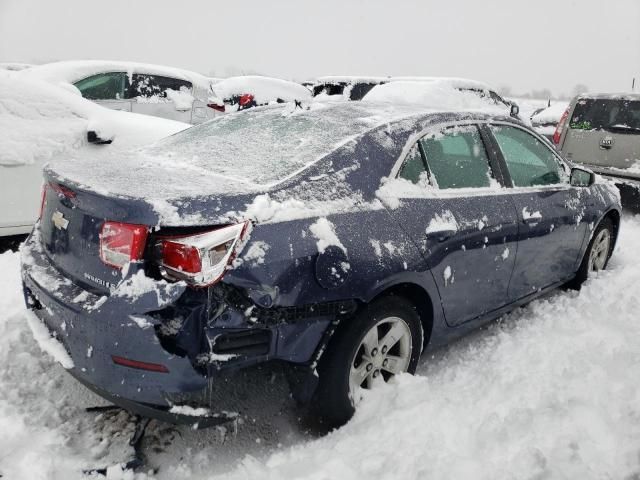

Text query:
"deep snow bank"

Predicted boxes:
[[1, 216, 639, 479]]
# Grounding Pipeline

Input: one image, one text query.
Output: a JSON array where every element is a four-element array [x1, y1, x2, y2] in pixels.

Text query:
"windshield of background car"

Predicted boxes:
[[143, 104, 384, 185], [570, 98, 640, 132]]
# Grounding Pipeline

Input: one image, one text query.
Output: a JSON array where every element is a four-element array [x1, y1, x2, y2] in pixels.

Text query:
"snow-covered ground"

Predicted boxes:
[[2, 215, 640, 479]]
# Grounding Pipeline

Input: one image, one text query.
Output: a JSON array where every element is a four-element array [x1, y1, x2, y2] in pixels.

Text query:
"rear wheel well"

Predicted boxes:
[[370, 283, 434, 347], [603, 209, 620, 245]]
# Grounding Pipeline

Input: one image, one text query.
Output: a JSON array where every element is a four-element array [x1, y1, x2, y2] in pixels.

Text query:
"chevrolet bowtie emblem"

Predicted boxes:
[[52, 210, 69, 230]]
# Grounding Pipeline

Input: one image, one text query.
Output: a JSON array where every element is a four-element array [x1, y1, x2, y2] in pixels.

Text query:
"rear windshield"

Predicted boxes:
[[570, 98, 640, 132], [144, 104, 380, 185]]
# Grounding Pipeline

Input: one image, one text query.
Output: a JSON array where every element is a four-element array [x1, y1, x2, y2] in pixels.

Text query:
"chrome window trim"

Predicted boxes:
[[387, 119, 576, 199], [390, 119, 493, 179]]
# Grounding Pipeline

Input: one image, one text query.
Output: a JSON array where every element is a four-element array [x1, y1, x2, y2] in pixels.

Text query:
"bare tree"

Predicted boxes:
[[571, 84, 589, 97], [498, 85, 513, 97]]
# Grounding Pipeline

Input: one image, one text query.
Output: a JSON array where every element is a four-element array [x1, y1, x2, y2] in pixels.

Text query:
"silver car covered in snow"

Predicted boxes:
[[555, 93, 640, 207], [21, 60, 219, 124]]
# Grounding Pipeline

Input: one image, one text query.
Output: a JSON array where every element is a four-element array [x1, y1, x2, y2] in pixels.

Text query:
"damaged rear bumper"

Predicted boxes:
[[20, 231, 350, 425]]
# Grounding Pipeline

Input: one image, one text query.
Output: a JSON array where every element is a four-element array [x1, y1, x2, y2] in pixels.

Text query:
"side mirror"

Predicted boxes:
[[510, 103, 520, 117], [570, 166, 595, 187], [87, 130, 113, 145]]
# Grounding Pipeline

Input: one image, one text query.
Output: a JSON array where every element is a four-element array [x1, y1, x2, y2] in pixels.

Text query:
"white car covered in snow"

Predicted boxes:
[[206, 75, 312, 113], [362, 79, 519, 117], [311, 76, 519, 117], [530, 101, 569, 141], [0, 72, 188, 239], [20, 60, 218, 124]]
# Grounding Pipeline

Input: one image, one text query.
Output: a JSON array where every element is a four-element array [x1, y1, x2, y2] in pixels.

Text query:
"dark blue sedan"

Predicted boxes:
[[21, 103, 621, 429]]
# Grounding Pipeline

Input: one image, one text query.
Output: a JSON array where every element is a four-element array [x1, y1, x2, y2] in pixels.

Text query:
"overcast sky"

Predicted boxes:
[[1, 0, 639, 96]]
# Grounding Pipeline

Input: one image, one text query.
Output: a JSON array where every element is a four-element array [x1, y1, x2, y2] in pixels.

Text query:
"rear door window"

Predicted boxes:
[[418, 125, 495, 189], [74, 72, 128, 100], [491, 125, 565, 187], [131, 74, 192, 98], [398, 144, 429, 185], [570, 98, 640, 133]]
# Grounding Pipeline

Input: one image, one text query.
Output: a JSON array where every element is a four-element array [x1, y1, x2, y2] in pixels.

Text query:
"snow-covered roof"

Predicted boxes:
[[0, 71, 188, 166], [0, 62, 34, 71], [576, 92, 640, 101], [312, 75, 389, 84], [310, 76, 495, 92], [362, 81, 507, 113], [210, 75, 312, 104], [47, 102, 437, 202], [389, 76, 494, 92], [21, 60, 213, 92], [531, 101, 569, 125]]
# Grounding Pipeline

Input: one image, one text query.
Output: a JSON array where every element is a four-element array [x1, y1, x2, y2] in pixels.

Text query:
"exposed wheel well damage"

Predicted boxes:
[[371, 283, 434, 348]]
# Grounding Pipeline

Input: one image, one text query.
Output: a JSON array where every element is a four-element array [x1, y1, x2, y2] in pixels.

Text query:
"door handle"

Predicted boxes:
[[523, 216, 541, 224], [599, 144, 612, 150], [425, 229, 456, 242]]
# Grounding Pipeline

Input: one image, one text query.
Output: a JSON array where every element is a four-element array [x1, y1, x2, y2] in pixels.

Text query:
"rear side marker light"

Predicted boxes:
[[112, 355, 169, 373], [38, 184, 47, 220], [99, 221, 149, 269], [157, 221, 250, 287], [553, 108, 570, 145]]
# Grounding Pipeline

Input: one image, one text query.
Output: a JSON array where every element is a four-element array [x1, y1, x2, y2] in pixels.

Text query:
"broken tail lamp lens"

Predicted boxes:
[[158, 222, 249, 287], [99, 221, 149, 269]]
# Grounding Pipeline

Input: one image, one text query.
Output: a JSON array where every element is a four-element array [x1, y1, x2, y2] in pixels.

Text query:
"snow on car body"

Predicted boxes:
[[21, 101, 621, 428], [310, 75, 389, 101], [21, 60, 217, 124], [363, 78, 520, 118], [0, 71, 188, 238], [0, 62, 33, 71], [310, 75, 519, 117], [206, 75, 312, 113], [530, 101, 569, 141]]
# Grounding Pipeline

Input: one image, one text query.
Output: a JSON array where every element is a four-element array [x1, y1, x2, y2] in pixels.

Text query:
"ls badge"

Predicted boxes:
[[52, 210, 69, 230]]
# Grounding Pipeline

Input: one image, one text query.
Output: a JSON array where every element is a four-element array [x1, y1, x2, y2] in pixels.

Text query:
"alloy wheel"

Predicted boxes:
[[349, 316, 412, 400], [589, 228, 611, 272]]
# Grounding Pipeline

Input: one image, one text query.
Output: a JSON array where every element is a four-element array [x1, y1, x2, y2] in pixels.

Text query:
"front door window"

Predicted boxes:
[[490, 125, 566, 187]]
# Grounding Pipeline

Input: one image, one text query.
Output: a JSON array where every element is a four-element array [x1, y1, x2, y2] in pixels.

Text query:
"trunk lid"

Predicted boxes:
[[39, 173, 256, 295], [40, 181, 124, 294], [38, 175, 175, 294]]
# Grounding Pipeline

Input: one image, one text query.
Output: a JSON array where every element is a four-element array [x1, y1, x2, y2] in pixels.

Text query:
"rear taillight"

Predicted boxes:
[[157, 221, 249, 287], [38, 185, 47, 220], [207, 103, 225, 113], [553, 108, 570, 145], [99, 221, 149, 269], [239, 93, 254, 107]]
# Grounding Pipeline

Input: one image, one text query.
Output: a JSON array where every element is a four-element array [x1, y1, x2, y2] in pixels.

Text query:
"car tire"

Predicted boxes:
[[568, 217, 614, 289], [310, 296, 423, 430]]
